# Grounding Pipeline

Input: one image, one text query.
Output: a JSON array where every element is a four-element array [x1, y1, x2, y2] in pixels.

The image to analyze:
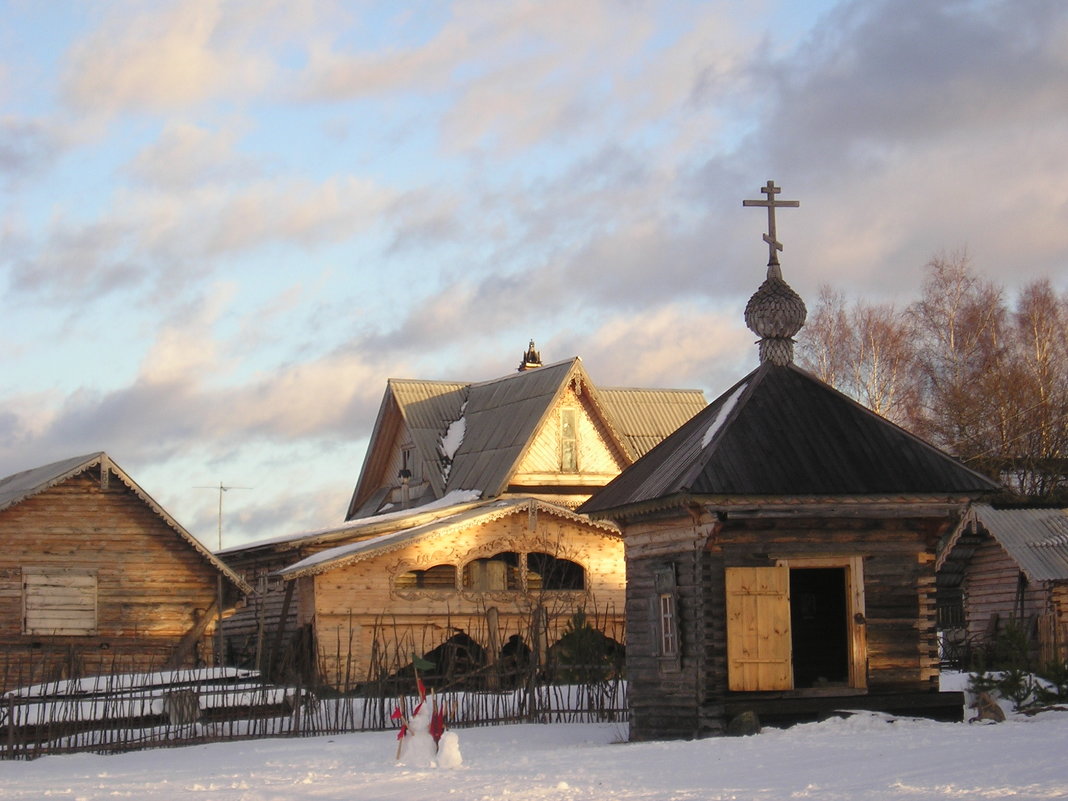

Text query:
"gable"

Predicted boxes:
[[0, 453, 249, 594], [511, 382, 629, 489]]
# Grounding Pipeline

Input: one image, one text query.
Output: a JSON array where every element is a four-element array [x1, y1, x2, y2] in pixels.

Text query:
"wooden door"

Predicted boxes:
[[726, 566, 792, 691]]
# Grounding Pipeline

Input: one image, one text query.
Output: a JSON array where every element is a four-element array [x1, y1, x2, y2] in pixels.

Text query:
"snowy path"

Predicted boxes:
[[1, 712, 1066, 800]]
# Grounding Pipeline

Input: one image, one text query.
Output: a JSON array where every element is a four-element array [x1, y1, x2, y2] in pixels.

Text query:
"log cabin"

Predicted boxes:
[[220, 350, 706, 687], [0, 452, 251, 693], [578, 183, 1003, 740], [937, 505, 1068, 667]]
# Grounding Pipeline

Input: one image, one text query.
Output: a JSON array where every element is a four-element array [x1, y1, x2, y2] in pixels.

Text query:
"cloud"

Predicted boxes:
[[60, 0, 276, 114], [126, 121, 258, 190], [564, 302, 755, 391], [0, 117, 63, 184]]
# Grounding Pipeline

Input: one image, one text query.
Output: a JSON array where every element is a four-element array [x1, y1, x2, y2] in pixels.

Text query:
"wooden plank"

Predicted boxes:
[[725, 566, 792, 691]]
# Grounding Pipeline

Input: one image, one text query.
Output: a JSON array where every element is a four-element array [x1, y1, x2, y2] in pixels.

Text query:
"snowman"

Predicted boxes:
[[398, 701, 438, 768]]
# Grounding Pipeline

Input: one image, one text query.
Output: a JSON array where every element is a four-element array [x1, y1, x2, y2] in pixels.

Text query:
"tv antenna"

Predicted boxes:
[[195, 481, 251, 666]]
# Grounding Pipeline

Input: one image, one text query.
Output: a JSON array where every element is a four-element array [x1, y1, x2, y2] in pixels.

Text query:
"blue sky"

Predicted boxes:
[[2, 0, 1067, 548]]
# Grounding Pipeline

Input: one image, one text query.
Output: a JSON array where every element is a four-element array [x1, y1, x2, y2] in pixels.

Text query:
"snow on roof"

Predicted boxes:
[[701, 381, 747, 448], [222, 489, 484, 554], [277, 497, 619, 579]]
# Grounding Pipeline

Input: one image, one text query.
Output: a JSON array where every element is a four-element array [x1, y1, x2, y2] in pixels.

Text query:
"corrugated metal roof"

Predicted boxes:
[[445, 360, 579, 497], [347, 357, 710, 519], [0, 452, 106, 512], [581, 362, 1003, 516], [970, 505, 1068, 582], [598, 388, 707, 458], [0, 452, 251, 593]]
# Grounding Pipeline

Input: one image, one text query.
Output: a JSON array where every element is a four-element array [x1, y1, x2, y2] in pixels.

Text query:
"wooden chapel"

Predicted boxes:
[[579, 181, 1002, 740]]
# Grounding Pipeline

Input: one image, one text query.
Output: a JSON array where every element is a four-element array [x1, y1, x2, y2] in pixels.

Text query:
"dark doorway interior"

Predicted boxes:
[[790, 568, 849, 688]]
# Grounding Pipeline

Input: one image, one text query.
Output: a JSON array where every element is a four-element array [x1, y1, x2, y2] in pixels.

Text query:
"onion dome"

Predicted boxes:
[[744, 263, 807, 366]]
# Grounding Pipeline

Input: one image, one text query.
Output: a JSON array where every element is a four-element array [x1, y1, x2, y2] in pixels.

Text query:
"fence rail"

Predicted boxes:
[[2, 668, 627, 760]]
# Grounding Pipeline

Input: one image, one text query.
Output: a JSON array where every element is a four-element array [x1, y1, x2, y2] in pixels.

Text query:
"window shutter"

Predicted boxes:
[[725, 566, 792, 691]]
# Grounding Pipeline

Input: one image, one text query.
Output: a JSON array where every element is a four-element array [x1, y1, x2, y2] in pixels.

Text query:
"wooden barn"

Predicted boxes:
[[937, 505, 1068, 666], [0, 452, 251, 692], [579, 183, 1002, 740], [221, 351, 705, 686]]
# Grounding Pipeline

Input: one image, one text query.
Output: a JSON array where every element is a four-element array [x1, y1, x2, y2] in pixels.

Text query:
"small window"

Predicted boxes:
[[526, 552, 585, 591], [23, 567, 98, 635], [560, 409, 578, 472], [464, 553, 520, 591], [651, 564, 679, 664], [395, 564, 456, 590]]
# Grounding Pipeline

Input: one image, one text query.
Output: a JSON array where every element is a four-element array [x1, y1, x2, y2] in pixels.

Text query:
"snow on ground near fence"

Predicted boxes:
[[2, 709, 1068, 800]]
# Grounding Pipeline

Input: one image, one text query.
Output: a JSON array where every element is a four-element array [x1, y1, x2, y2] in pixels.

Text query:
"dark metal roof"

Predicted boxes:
[[581, 362, 1003, 516], [444, 359, 580, 496], [347, 358, 707, 519]]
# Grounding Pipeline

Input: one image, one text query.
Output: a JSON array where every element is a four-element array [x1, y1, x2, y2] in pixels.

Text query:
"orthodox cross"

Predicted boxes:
[[742, 180, 799, 266]]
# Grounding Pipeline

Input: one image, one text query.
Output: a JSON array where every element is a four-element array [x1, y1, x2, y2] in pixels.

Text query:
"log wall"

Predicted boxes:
[[0, 469, 224, 691], [622, 509, 952, 740]]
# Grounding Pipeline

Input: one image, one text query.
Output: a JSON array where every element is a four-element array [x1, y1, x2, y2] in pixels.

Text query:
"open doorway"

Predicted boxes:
[[790, 567, 849, 688]]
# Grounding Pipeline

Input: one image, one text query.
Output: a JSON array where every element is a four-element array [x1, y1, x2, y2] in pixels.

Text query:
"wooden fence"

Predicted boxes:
[[1, 666, 627, 760]]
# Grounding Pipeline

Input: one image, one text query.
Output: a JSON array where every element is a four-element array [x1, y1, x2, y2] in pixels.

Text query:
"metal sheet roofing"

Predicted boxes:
[[968, 505, 1068, 582], [581, 362, 1003, 516], [598, 387, 707, 458]]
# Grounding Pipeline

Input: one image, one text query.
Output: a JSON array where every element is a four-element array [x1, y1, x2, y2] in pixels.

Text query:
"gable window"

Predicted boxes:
[[23, 567, 98, 635], [395, 564, 457, 590], [560, 408, 578, 472], [526, 552, 585, 591], [464, 553, 520, 591]]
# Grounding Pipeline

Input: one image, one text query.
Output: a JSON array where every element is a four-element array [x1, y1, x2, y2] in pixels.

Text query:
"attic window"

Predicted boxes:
[[23, 567, 98, 635], [560, 408, 578, 472], [399, 446, 417, 482]]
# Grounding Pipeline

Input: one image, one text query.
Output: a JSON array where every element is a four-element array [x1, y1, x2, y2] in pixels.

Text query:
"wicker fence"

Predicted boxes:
[[2, 665, 627, 760]]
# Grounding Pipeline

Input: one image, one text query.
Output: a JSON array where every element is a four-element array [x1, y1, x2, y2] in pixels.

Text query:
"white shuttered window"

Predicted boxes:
[[23, 567, 98, 635]]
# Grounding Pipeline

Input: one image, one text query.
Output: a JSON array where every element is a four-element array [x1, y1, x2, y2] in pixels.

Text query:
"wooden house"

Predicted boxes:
[[275, 498, 625, 691], [937, 505, 1068, 666], [221, 352, 706, 686], [579, 185, 1002, 740], [0, 453, 251, 692]]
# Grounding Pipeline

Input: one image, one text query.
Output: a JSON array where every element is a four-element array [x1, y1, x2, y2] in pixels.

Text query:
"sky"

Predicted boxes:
[[2, 0, 1067, 550]]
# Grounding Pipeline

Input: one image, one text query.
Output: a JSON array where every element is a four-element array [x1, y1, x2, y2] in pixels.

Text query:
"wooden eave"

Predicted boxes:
[[346, 388, 404, 520], [224, 497, 489, 559], [586, 491, 982, 525]]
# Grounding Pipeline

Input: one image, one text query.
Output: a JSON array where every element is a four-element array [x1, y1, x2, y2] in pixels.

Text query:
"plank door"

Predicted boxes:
[[725, 566, 793, 691]]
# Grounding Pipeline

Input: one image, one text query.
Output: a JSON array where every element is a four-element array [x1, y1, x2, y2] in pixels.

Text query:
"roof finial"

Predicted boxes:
[[742, 180, 799, 270], [518, 339, 542, 372], [742, 181, 806, 365]]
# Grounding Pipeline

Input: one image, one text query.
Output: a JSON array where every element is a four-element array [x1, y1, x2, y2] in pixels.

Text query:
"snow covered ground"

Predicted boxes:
[[2, 702, 1067, 800]]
